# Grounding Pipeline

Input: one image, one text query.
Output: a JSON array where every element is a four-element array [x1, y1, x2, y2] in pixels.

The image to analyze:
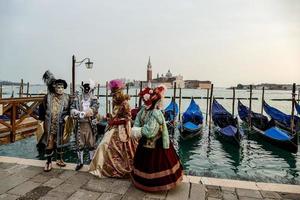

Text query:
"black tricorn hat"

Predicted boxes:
[[54, 79, 68, 89]]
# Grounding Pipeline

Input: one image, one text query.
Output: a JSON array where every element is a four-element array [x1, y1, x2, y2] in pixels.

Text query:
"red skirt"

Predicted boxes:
[[131, 137, 183, 192]]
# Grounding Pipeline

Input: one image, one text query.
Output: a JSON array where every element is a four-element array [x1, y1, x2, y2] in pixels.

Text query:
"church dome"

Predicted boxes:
[[166, 69, 172, 78]]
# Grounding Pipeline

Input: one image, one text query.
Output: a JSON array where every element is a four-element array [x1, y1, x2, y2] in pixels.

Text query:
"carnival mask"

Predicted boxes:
[[55, 84, 64, 95], [83, 83, 91, 94]]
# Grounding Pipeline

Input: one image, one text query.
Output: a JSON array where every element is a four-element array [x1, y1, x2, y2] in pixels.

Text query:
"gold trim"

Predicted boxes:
[[132, 173, 183, 192], [133, 161, 181, 179]]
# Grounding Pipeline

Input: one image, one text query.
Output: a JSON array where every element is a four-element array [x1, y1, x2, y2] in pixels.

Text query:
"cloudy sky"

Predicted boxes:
[[0, 0, 299, 87]]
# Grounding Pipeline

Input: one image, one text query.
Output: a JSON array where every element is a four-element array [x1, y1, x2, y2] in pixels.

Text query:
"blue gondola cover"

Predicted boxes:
[[264, 127, 292, 141], [164, 100, 179, 121], [263, 101, 300, 128], [182, 98, 203, 124]]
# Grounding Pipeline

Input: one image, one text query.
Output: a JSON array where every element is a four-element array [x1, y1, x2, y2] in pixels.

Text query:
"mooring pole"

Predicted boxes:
[[205, 88, 209, 125], [290, 83, 299, 147], [249, 85, 253, 128], [97, 84, 100, 99], [208, 84, 214, 132], [26, 82, 30, 97], [178, 87, 182, 121], [261, 87, 265, 115], [105, 81, 108, 114], [138, 81, 143, 108], [232, 87, 236, 116]]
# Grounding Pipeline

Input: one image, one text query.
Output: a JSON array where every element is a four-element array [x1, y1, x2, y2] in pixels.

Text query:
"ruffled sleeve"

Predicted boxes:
[[133, 107, 144, 127], [141, 110, 170, 149]]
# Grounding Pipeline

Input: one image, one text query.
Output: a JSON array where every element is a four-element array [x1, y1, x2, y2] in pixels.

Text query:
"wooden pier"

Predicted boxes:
[[0, 96, 44, 144]]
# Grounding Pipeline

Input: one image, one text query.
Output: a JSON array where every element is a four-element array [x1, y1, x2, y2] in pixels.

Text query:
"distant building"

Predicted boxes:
[[236, 83, 296, 90], [185, 80, 211, 89], [146, 57, 152, 83]]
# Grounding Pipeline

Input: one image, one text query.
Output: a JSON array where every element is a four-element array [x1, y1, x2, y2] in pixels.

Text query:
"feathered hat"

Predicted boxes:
[[108, 79, 125, 94], [42, 70, 56, 93], [139, 84, 167, 108], [81, 79, 96, 93]]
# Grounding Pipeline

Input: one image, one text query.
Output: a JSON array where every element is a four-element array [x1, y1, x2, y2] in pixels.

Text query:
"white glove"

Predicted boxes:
[[131, 127, 142, 139], [92, 118, 98, 125]]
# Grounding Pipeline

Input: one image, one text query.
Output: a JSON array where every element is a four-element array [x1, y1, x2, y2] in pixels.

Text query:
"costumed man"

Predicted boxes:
[[39, 70, 71, 172], [131, 85, 183, 192], [71, 80, 99, 171]]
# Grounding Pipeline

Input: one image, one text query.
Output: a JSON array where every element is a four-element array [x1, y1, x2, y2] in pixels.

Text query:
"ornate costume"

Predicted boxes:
[[39, 71, 71, 172], [131, 85, 183, 192], [70, 80, 99, 171], [89, 79, 138, 178]]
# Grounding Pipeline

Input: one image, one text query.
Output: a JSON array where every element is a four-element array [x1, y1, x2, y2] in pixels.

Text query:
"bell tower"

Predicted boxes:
[[147, 56, 152, 82]]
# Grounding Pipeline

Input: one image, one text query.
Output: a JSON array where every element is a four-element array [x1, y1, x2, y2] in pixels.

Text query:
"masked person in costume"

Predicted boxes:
[[39, 71, 71, 172], [71, 80, 99, 171], [131, 85, 183, 192], [89, 79, 138, 178]]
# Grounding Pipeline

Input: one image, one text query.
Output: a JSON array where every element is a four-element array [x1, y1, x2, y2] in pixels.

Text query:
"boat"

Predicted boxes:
[[179, 98, 203, 139], [212, 99, 243, 145], [263, 101, 300, 133], [238, 100, 298, 153], [164, 99, 179, 131]]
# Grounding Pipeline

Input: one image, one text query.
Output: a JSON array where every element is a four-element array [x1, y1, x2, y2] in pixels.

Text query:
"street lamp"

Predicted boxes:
[[72, 55, 94, 95]]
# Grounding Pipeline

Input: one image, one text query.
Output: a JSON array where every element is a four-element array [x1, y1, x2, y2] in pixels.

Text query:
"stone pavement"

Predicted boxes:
[[0, 161, 300, 200]]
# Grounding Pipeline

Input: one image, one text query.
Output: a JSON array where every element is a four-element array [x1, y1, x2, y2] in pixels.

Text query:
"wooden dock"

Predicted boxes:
[[0, 96, 44, 144]]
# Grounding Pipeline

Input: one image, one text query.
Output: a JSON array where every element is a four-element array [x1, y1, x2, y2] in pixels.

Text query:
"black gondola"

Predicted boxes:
[[212, 99, 243, 145], [238, 100, 298, 153]]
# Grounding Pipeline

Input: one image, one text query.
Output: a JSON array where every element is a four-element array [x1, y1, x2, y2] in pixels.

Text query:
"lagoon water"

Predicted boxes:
[[1, 85, 299, 184]]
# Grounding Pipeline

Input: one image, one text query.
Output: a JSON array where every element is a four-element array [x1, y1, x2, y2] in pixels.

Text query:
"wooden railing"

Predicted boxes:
[[0, 96, 44, 143]]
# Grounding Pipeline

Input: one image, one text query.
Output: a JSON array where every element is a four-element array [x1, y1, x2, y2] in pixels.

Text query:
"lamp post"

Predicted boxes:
[[72, 55, 93, 95]]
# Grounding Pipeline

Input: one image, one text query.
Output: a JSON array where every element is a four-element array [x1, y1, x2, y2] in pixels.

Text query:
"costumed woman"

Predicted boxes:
[[89, 79, 138, 178], [39, 70, 72, 172], [131, 85, 183, 192], [70, 80, 99, 171]]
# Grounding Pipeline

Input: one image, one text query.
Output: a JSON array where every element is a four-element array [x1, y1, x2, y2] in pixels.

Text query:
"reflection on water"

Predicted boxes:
[[0, 124, 299, 184]]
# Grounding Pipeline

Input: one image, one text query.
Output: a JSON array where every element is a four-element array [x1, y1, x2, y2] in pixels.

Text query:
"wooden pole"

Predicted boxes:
[[10, 103, 16, 142], [208, 84, 214, 132], [173, 82, 177, 121], [11, 85, 14, 98], [106, 81, 108, 114], [178, 87, 182, 121], [249, 85, 253, 128], [205, 88, 209, 125], [135, 89, 138, 107], [291, 83, 296, 133], [232, 87, 236, 116], [19, 79, 23, 97], [97, 84, 100, 99], [138, 81, 143, 108], [108, 100, 111, 114], [26, 82, 30, 97], [0, 84, 2, 99], [261, 87, 265, 115]]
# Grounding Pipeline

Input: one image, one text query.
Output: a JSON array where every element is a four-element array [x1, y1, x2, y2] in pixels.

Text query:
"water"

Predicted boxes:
[[1, 85, 300, 184]]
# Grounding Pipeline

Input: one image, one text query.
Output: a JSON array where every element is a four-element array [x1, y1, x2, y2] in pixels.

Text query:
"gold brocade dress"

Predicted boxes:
[[89, 100, 138, 178]]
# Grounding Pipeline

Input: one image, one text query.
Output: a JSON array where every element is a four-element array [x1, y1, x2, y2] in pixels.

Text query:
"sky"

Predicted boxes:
[[0, 0, 299, 87]]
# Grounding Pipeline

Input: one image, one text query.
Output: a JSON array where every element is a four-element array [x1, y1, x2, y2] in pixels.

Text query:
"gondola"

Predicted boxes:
[[179, 98, 203, 139], [238, 100, 298, 153], [212, 99, 243, 145], [263, 101, 300, 133], [164, 99, 179, 131]]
